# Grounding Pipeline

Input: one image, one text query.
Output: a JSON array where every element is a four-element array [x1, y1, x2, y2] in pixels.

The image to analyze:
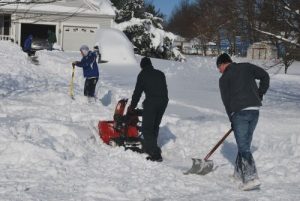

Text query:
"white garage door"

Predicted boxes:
[[62, 26, 97, 51]]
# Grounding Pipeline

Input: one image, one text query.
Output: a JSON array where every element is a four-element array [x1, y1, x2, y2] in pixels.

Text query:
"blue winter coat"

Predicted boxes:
[[76, 51, 99, 78], [23, 36, 32, 51]]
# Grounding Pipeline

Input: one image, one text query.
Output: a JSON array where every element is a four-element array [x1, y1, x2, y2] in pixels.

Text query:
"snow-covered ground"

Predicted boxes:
[[0, 41, 300, 200]]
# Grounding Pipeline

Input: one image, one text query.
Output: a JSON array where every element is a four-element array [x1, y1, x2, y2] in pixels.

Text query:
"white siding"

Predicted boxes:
[[11, 12, 114, 50], [62, 25, 97, 51]]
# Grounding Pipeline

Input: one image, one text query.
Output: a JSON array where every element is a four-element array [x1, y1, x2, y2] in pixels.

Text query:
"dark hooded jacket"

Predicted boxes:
[[219, 62, 270, 120], [130, 64, 168, 109]]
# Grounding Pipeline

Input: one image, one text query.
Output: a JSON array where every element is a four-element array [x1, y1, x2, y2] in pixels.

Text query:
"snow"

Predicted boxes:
[[96, 28, 137, 65], [1, 40, 300, 200]]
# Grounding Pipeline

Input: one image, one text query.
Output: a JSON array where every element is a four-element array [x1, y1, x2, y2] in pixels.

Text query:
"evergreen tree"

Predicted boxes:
[[113, 0, 181, 60], [110, 0, 126, 9], [115, 0, 145, 23], [145, 1, 165, 19]]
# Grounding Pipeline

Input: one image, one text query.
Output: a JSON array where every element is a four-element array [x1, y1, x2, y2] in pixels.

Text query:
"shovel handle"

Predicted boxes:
[[204, 128, 233, 161], [70, 64, 75, 98]]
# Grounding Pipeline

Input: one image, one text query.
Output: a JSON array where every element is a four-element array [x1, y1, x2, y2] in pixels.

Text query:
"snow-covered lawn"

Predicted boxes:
[[0, 41, 300, 200]]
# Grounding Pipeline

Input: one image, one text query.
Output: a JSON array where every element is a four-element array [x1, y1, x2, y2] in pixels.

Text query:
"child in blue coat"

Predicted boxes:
[[73, 45, 99, 99], [23, 34, 35, 56]]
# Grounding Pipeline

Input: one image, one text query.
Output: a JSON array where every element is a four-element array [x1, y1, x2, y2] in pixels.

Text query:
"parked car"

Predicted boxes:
[[31, 38, 51, 50]]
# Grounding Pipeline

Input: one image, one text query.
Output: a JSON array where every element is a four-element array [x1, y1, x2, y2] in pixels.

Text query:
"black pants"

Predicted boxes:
[[24, 50, 36, 56], [142, 99, 168, 157], [84, 77, 98, 97]]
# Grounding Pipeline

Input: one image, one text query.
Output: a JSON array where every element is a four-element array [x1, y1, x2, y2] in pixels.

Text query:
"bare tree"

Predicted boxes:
[[255, 0, 300, 73], [193, 0, 220, 55], [166, 0, 196, 39]]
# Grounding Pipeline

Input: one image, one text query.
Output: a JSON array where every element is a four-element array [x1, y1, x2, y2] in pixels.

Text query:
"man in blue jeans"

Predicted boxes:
[[217, 53, 270, 190]]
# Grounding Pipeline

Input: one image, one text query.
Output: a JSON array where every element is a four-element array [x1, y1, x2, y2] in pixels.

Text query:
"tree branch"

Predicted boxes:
[[254, 28, 300, 47], [280, 0, 300, 16]]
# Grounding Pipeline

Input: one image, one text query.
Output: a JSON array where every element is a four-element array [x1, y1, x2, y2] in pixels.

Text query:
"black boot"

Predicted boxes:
[[146, 155, 163, 162]]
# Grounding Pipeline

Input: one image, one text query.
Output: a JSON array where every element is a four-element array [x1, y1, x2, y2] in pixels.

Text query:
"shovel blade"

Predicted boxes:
[[184, 158, 214, 175]]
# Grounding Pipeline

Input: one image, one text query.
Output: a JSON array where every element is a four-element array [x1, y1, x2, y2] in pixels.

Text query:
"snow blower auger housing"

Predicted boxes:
[[98, 99, 143, 152]]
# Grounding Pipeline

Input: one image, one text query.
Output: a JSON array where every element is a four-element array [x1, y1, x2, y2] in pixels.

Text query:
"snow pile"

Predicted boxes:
[[1, 40, 300, 200], [96, 28, 138, 65]]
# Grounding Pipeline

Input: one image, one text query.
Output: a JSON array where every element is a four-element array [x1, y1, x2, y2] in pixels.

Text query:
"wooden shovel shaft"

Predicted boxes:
[[204, 128, 233, 161], [70, 64, 75, 98]]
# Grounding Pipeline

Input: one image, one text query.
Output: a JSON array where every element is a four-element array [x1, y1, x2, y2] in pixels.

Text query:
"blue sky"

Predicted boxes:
[[149, 0, 182, 20]]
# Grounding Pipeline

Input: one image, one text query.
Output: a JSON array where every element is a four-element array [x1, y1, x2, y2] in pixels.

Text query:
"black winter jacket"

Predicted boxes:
[[130, 65, 168, 109], [219, 62, 270, 120]]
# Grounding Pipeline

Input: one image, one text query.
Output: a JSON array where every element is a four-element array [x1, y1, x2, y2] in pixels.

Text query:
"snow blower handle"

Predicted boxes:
[[204, 128, 233, 161]]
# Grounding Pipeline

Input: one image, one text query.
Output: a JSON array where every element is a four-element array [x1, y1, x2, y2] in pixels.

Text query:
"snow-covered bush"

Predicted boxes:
[[112, 0, 184, 61], [114, 0, 145, 23], [123, 23, 153, 56]]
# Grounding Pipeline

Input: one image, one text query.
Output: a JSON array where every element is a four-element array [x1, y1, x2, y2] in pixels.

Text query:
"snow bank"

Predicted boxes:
[[96, 28, 137, 65], [1, 40, 300, 200]]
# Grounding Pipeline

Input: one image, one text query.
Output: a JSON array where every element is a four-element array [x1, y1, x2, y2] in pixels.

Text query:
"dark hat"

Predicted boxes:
[[216, 53, 232, 67], [140, 57, 152, 69]]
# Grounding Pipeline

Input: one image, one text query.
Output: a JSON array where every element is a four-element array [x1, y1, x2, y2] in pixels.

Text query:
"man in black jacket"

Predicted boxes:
[[128, 57, 168, 162], [217, 53, 270, 190]]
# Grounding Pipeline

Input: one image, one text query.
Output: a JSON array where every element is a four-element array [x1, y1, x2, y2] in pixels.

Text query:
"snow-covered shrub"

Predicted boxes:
[[112, 0, 185, 61], [123, 24, 153, 55]]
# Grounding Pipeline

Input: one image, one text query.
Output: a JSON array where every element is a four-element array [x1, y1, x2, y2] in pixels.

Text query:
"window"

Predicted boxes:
[[0, 14, 11, 36], [4, 15, 11, 35]]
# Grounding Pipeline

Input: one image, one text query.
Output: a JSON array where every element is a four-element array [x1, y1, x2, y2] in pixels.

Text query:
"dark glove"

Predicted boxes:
[[72, 61, 78, 66], [127, 105, 134, 114]]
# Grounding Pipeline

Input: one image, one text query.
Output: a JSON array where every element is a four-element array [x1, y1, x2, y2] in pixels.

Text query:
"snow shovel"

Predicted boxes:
[[69, 64, 75, 99], [185, 128, 233, 175]]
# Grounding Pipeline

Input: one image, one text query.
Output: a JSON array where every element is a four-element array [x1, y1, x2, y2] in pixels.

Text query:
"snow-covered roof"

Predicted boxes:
[[1, 0, 115, 17]]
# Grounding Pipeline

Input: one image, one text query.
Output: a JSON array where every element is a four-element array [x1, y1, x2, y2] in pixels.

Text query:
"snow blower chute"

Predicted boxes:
[[98, 99, 143, 152]]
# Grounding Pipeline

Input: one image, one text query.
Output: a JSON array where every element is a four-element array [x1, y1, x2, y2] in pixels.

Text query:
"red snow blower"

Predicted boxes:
[[98, 99, 143, 152]]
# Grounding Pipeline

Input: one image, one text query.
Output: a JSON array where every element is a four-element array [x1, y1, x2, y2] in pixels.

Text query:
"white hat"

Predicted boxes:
[[80, 45, 89, 56]]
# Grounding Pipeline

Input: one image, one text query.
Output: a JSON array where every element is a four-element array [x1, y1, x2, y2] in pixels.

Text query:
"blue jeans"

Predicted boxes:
[[232, 110, 259, 183]]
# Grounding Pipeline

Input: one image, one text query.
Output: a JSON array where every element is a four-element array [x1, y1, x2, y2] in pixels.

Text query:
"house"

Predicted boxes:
[[174, 36, 219, 56], [0, 0, 115, 51], [247, 41, 278, 60], [174, 37, 202, 55]]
